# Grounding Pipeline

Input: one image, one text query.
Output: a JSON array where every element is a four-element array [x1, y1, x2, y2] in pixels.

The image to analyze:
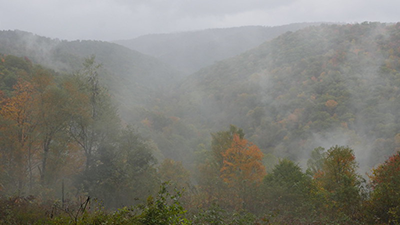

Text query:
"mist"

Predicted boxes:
[[1, 0, 400, 223]]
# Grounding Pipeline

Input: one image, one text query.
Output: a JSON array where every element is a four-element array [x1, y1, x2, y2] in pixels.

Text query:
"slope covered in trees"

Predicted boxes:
[[3, 22, 400, 224], [155, 22, 400, 170], [115, 23, 321, 74], [0, 30, 182, 118], [0, 55, 159, 208]]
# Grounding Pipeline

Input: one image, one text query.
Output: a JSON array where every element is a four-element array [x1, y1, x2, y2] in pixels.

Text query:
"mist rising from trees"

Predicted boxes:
[[1, 22, 400, 223]]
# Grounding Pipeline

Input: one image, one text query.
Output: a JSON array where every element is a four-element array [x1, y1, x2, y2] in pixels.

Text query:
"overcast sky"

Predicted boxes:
[[1, 0, 399, 41]]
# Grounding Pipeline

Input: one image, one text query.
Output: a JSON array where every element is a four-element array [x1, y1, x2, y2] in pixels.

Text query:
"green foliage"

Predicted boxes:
[[4, 23, 400, 224], [0, 196, 48, 225], [313, 146, 365, 221], [0, 56, 161, 210], [76, 124, 159, 208], [165, 22, 400, 167], [0, 183, 190, 225], [211, 124, 244, 167], [265, 159, 312, 195], [195, 125, 248, 211], [0, 55, 30, 95], [192, 203, 226, 225], [191, 203, 259, 225], [134, 183, 190, 225], [159, 158, 191, 191], [262, 159, 314, 220]]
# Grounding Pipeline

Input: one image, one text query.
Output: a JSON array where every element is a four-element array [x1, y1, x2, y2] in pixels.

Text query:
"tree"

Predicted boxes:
[[0, 65, 90, 196], [197, 125, 244, 208], [263, 159, 314, 220], [369, 151, 400, 223], [313, 146, 364, 220], [325, 99, 338, 109], [0, 57, 93, 196], [158, 158, 193, 208], [78, 125, 158, 208], [220, 134, 266, 210], [0, 78, 38, 194], [31, 67, 71, 184], [68, 56, 119, 172], [220, 134, 266, 185], [159, 158, 190, 189], [211, 125, 244, 168]]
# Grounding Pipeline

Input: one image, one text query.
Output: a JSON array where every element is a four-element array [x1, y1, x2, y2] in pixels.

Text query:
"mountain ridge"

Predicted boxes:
[[115, 23, 324, 74]]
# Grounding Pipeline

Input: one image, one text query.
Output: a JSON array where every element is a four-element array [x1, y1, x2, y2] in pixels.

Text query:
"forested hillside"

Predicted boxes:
[[152, 22, 400, 170], [115, 23, 320, 74], [0, 55, 159, 208], [0, 30, 182, 117], [2, 22, 400, 224]]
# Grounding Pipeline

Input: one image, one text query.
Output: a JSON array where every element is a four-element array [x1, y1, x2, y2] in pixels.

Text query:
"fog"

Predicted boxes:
[[1, 2, 400, 223], [1, 0, 400, 40]]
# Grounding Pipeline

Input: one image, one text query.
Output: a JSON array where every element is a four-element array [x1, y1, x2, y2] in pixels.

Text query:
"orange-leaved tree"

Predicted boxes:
[[196, 125, 244, 208], [368, 151, 400, 223], [220, 134, 266, 184], [0, 78, 38, 194], [220, 133, 266, 209]]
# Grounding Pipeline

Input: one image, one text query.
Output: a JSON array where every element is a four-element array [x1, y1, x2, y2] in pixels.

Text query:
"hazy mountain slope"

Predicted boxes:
[[155, 22, 400, 168], [0, 30, 182, 117], [115, 23, 322, 74]]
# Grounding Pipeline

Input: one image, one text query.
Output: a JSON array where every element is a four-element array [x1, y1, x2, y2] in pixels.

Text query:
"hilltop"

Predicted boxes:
[[115, 23, 322, 74]]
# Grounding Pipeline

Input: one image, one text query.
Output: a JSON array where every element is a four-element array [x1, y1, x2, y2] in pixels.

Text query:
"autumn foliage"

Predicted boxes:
[[325, 99, 338, 109], [220, 134, 266, 185], [4, 22, 400, 223], [368, 151, 400, 223], [371, 152, 400, 186]]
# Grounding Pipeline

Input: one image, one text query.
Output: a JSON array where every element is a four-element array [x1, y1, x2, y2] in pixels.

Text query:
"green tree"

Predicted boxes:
[[211, 125, 244, 167], [197, 125, 244, 209], [134, 183, 190, 225], [68, 56, 119, 171], [263, 159, 314, 221], [31, 67, 72, 184], [79, 126, 158, 208], [313, 146, 364, 220]]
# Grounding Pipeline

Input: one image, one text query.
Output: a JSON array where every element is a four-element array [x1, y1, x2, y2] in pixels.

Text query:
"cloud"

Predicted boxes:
[[0, 0, 399, 40]]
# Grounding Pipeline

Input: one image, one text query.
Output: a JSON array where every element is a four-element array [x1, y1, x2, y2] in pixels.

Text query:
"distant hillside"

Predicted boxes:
[[149, 22, 400, 169], [115, 23, 322, 74], [3, 23, 400, 170], [0, 30, 182, 117]]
